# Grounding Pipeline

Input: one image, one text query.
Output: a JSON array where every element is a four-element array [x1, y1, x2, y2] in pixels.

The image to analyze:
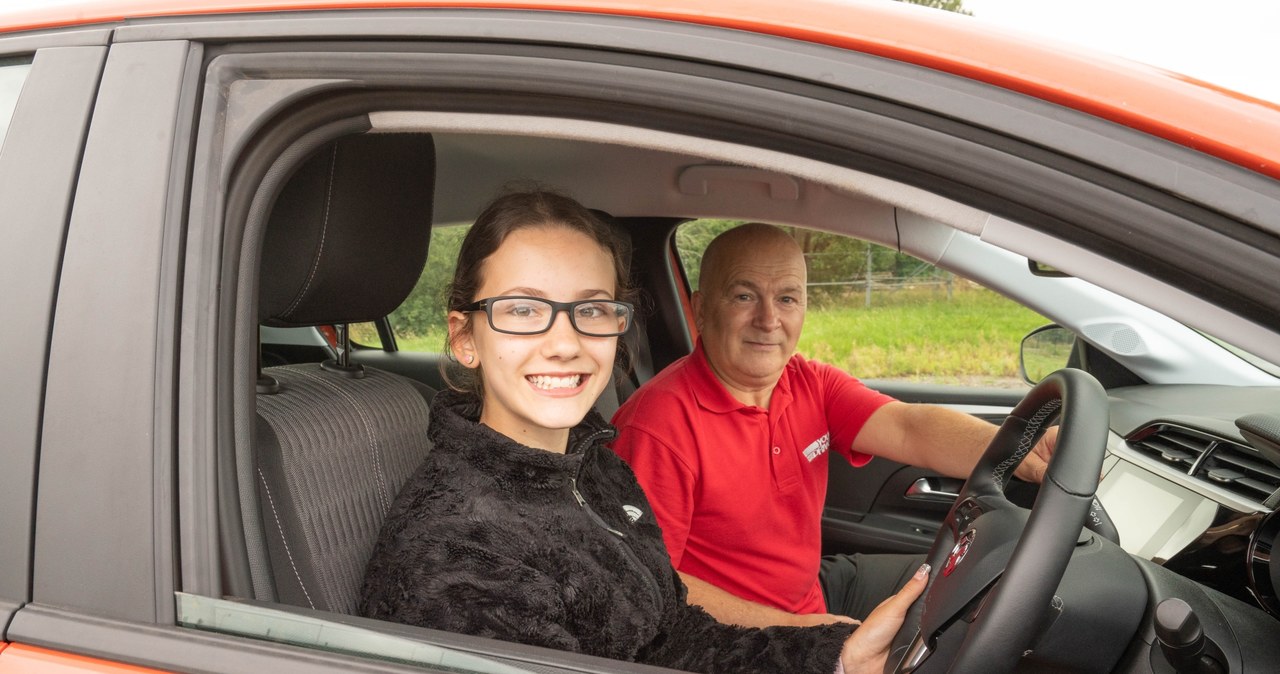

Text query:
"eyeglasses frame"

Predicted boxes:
[[458, 295, 634, 337]]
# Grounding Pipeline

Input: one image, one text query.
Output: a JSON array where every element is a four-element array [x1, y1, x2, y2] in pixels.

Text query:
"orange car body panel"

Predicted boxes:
[[0, 645, 167, 674], [2, 0, 1279, 180]]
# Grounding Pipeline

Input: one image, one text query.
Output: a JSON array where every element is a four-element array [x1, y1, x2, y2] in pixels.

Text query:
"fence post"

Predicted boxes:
[[864, 245, 873, 308]]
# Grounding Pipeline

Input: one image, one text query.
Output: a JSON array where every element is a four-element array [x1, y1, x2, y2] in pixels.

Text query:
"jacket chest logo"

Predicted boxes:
[[622, 505, 644, 524]]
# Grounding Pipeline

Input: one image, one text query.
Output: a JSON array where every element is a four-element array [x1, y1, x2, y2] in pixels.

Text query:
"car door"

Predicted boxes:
[[822, 380, 1028, 556], [0, 18, 667, 673]]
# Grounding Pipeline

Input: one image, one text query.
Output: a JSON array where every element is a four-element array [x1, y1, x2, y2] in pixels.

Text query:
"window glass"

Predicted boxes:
[[0, 59, 34, 155], [387, 224, 470, 352], [675, 220, 1049, 388], [175, 593, 528, 673], [345, 321, 383, 349]]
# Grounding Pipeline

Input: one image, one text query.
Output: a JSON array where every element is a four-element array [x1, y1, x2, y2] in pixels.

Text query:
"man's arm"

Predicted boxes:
[[852, 402, 1056, 483], [679, 571, 855, 628]]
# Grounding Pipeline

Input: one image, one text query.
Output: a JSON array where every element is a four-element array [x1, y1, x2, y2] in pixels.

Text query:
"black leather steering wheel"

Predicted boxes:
[[886, 368, 1109, 673]]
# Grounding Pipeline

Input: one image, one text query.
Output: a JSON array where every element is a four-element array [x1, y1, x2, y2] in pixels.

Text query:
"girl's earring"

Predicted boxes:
[[465, 354, 475, 365]]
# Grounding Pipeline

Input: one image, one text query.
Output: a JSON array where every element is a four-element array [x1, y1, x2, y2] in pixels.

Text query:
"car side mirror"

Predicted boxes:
[[1019, 324, 1075, 385]]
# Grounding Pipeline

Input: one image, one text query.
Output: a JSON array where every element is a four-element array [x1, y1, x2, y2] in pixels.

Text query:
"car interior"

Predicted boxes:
[[198, 84, 1280, 674]]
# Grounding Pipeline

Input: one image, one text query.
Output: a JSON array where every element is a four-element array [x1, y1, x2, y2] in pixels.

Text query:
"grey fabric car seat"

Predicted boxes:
[[252, 132, 436, 614], [585, 211, 645, 420]]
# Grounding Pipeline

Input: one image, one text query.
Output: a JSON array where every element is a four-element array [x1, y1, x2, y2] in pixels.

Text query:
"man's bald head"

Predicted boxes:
[[699, 223, 806, 294]]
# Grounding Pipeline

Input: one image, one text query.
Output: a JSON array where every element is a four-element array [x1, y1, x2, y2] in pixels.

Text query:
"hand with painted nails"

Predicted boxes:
[[837, 563, 930, 674]]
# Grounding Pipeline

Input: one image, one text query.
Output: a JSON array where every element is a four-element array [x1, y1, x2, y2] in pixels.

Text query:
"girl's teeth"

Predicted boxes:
[[528, 375, 582, 390]]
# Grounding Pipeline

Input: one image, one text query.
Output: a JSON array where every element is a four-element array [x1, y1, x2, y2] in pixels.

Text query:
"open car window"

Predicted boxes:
[[677, 219, 1049, 389]]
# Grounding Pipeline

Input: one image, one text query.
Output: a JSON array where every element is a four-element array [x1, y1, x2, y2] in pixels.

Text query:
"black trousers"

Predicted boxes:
[[819, 552, 926, 621]]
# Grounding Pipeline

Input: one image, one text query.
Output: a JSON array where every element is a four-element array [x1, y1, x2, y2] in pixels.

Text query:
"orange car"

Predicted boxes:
[[3, 2, 1280, 673]]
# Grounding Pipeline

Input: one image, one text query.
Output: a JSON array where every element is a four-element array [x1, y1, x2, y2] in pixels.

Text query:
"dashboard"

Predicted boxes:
[[1097, 384, 1280, 618]]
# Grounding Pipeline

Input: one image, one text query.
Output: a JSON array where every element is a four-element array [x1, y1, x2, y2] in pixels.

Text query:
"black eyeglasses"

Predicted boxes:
[[460, 296, 634, 337]]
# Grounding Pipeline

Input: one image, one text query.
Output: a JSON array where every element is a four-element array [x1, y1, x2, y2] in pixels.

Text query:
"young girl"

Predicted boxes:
[[359, 191, 926, 673]]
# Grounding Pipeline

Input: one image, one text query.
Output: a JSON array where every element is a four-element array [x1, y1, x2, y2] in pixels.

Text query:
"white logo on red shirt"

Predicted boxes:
[[802, 433, 831, 462]]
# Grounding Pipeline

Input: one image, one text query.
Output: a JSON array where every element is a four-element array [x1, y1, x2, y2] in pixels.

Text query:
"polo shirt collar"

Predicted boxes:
[[689, 339, 794, 415]]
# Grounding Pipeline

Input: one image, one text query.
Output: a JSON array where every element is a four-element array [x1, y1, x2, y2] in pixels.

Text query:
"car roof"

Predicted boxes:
[[5, 0, 1280, 181]]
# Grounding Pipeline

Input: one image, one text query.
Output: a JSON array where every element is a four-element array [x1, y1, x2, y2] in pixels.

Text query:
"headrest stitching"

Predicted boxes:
[[282, 144, 339, 318]]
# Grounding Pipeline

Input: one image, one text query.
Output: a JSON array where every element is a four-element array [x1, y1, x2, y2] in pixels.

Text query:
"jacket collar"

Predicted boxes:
[[430, 389, 616, 478]]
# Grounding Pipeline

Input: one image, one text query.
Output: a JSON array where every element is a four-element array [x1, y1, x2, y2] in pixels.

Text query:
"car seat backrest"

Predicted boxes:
[[252, 132, 436, 614], [586, 210, 647, 420]]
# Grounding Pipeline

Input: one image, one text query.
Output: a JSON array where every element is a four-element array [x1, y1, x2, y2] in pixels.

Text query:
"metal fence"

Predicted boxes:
[[803, 250, 957, 307]]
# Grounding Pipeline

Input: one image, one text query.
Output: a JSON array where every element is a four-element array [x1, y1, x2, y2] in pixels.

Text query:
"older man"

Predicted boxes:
[[611, 223, 1053, 628]]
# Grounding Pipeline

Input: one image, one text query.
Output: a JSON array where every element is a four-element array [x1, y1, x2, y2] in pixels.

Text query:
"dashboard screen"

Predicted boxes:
[[1097, 460, 1216, 559]]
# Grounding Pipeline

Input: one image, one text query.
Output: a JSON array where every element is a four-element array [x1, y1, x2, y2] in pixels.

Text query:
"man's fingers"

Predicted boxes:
[[1013, 453, 1049, 483], [1013, 427, 1058, 483]]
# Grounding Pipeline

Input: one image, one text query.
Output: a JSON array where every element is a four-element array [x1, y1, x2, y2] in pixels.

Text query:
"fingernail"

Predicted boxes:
[[914, 563, 931, 580]]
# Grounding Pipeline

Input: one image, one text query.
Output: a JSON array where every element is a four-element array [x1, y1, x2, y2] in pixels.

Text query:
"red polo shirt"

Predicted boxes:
[[611, 342, 893, 614]]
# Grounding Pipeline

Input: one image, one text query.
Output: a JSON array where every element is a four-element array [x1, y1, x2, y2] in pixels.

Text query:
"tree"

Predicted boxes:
[[674, 219, 741, 291], [895, 0, 970, 15], [389, 224, 468, 338]]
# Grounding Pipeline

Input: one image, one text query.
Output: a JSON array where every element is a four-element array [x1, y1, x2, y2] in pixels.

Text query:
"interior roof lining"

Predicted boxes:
[[367, 110, 1280, 371], [368, 110, 991, 233]]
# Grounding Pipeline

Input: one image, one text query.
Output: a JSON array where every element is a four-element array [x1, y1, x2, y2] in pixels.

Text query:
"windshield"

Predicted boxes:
[[1202, 333, 1280, 378]]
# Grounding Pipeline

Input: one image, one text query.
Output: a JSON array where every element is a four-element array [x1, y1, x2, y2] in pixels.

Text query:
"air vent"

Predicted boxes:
[[1126, 425, 1212, 472], [1127, 423, 1280, 506], [1197, 442, 1280, 503]]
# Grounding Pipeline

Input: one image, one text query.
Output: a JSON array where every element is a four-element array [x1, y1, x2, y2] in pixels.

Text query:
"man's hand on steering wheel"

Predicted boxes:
[[1012, 425, 1058, 484]]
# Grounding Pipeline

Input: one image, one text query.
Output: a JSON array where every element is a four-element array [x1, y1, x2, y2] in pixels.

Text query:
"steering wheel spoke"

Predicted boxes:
[[920, 506, 1029, 637]]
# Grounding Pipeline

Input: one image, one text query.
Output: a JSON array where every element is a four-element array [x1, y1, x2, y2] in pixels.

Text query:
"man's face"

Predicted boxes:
[[694, 236, 806, 400]]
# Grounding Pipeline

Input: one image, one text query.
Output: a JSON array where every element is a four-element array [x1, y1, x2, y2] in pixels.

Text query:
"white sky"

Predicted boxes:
[[960, 0, 1280, 104], [5, 0, 1278, 104]]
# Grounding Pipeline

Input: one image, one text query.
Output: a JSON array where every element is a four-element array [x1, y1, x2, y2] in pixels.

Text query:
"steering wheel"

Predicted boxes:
[[886, 368, 1109, 673]]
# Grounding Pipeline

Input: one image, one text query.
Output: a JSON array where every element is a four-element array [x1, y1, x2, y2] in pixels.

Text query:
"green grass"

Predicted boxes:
[[383, 285, 1049, 387], [798, 285, 1049, 386], [396, 328, 448, 353]]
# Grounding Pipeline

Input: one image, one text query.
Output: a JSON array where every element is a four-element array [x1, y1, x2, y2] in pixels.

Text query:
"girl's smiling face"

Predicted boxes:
[[448, 225, 619, 452]]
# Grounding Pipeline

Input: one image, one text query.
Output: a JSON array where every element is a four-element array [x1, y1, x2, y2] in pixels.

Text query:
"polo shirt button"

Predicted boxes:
[[772, 447, 781, 455]]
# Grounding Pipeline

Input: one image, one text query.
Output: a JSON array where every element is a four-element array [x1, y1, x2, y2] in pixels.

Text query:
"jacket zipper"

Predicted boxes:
[[571, 477, 626, 537], [569, 429, 664, 614]]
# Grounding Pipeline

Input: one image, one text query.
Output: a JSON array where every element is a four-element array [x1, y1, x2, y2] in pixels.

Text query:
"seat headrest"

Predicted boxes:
[[589, 208, 633, 265], [260, 133, 435, 327]]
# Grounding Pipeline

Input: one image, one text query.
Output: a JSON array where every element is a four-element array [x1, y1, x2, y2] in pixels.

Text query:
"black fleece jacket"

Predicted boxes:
[[359, 389, 854, 673]]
